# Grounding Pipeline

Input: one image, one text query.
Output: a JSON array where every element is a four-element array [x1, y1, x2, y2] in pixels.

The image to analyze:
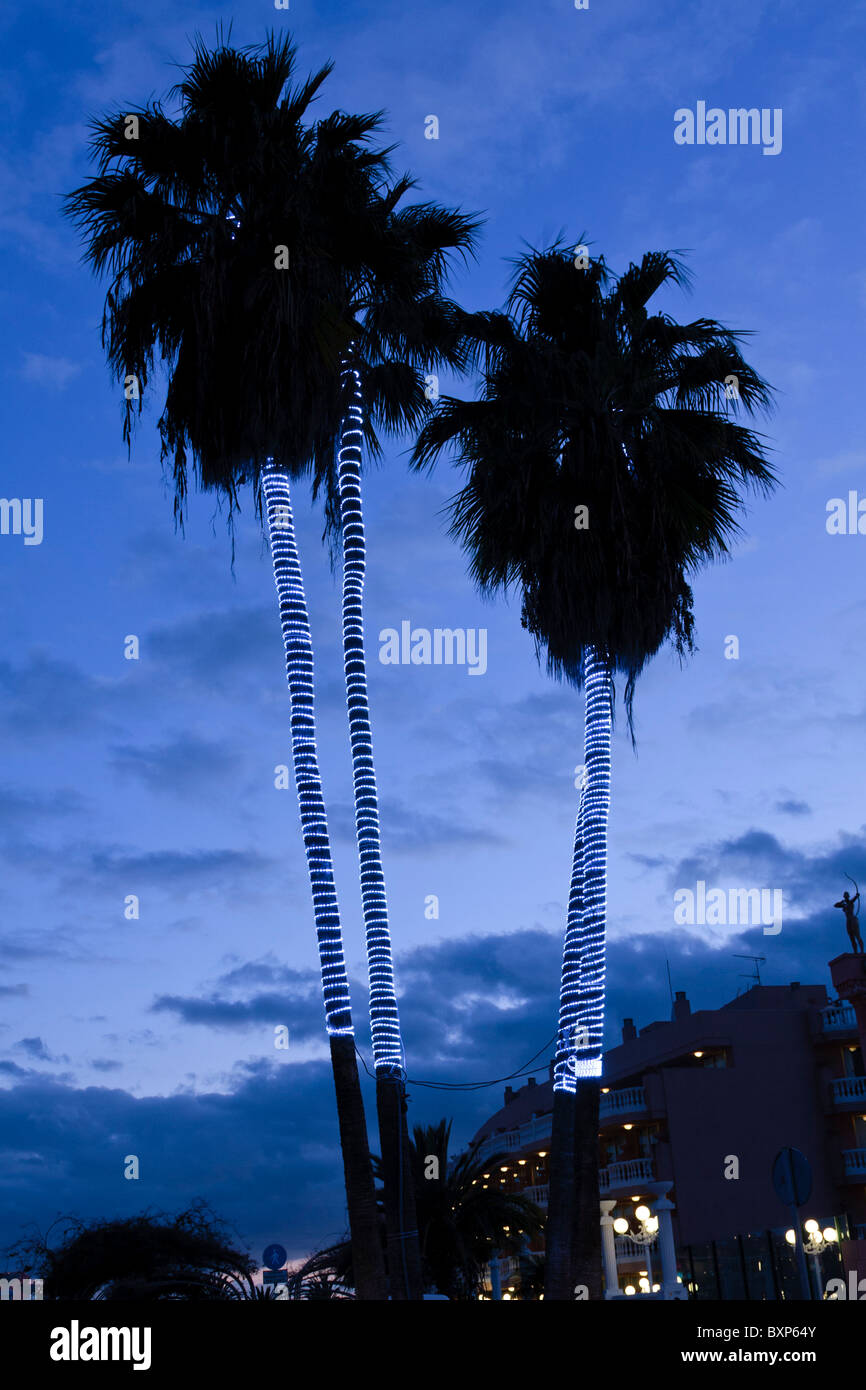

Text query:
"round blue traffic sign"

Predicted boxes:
[[262, 1243, 288, 1270], [772, 1148, 812, 1208]]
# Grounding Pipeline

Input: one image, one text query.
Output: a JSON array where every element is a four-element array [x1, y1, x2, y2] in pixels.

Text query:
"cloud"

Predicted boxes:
[[12, 1036, 68, 1064], [0, 984, 27, 998], [0, 786, 86, 828], [13, 1036, 50, 1061], [0, 1063, 354, 1262], [150, 961, 324, 1039], [776, 798, 811, 817], [108, 734, 242, 796], [87, 847, 274, 893], [0, 654, 131, 740], [328, 797, 506, 853], [19, 353, 83, 389]]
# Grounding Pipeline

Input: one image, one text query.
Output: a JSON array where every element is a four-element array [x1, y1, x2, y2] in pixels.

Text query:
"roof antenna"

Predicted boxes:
[[665, 958, 674, 1006], [733, 953, 766, 988]]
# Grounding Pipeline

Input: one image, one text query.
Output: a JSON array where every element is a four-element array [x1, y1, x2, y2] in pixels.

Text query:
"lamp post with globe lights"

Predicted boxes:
[[613, 1205, 659, 1293], [785, 1221, 839, 1299]]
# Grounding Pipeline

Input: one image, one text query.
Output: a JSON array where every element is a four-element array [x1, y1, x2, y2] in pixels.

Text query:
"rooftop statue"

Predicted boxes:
[[835, 877, 864, 953]]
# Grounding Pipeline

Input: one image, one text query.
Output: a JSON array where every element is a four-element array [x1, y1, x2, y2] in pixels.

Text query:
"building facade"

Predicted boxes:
[[471, 972, 866, 1297]]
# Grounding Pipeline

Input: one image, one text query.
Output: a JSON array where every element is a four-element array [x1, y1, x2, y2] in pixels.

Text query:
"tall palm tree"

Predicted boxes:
[[62, 31, 388, 1300], [327, 204, 477, 1298], [64, 30, 478, 1300], [412, 244, 776, 1298]]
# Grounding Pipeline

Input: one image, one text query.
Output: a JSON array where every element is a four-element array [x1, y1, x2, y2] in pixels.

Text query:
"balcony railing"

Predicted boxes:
[[524, 1184, 548, 1207], [475, 1113, 553, 1163], [600, 1086, 646, 1119], [600, 1158, 655, 1192], [821, 1004, 857, 1032], [829, 1076, 866, 1106], [842, 1149, 866, 1177], [615, 1235, 659, 1260]]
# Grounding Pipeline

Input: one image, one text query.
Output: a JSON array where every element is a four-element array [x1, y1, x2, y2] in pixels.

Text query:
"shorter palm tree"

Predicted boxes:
[[408, 1120, 544, 1299], [307, 1118, 545, 1298]]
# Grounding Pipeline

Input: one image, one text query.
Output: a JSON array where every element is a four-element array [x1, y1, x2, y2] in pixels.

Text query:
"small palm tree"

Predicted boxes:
[[413, 244, 776, 1299], [408, 1120, 545, 1299]]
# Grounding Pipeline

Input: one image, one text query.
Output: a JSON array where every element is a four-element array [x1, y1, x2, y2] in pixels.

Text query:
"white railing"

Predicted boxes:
[[600, 1158, 654, 1191], [475, 1113, 553, 1163], [600, 1086, 646, 1118], [843, 1149, 866, 1176], [524, 1185, 548, 1207], [821, 1004, 857, 1031], [830, 1076, 866, 1105], [615, 1236, 658, 1259]]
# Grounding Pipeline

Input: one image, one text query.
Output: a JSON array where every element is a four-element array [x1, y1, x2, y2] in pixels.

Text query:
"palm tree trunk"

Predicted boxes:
[[571, 647, 612, 1298], [262, 461, 386, 1301], [571, 1079, 602, 1298], [543, 788, 586, 1301], [337, 361, 423, 1299], [545, 647, 611, 1299]]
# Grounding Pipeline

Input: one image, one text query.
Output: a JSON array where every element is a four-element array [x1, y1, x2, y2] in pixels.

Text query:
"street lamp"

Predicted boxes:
[[785, 1221, 838, 1298], [613, 1204, 659, 1292]]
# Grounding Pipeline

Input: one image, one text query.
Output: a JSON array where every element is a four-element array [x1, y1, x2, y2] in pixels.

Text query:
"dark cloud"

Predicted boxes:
[[87, 847, 273, 893], [0, 654, 132, 739], [89, 1059, 123, 1073], [776, 798, 811, 816], [14, 1036, 51, 1061], [148, 606, 278, 694], [0, 1063, 353, 1262], [108, 734, 242, 795], [0, 907, 850, 1264], [668, 826, 866, 917], [11, 1036, 69, 1066], [151, 990, 323, 1040], [329, 798, 506, 853], [0, 786, 86, 827], [0, 984, 28, 998]]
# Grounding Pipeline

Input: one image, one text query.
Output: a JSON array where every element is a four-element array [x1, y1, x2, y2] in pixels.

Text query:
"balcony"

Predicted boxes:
[[600, 1086, 647, 1122], [842, 1149, 866, 1179], [475, 1113, 553, 1163], [820, 1004, 857, 1033], [829, 1076, 866, 1108], [524, 1184, 548, 1208], [600, 1158, 655, 1193], [615, 1235, 659, 1261]]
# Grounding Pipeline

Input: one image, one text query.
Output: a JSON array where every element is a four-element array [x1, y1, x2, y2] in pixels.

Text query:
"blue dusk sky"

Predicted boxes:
[[1, 0, 864, 1263]]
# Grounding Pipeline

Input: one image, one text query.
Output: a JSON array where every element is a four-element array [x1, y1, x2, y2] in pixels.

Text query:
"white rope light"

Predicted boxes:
[[262, 461, 354, 1036], [553, 647, 612, 1090], [338, 359, 405, 1075], [553, 786, 586, 1095], [573, 647, 612, 1078]]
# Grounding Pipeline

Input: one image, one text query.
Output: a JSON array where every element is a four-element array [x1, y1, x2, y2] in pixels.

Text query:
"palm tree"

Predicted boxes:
[[63, 31, 402, 1299], [412, 244, 776, 1298], [407, 1120, 544, 1299], [64, 30, 479, 1299], [308, 1118, 545, 1298], [328, 205, 477, 1298]]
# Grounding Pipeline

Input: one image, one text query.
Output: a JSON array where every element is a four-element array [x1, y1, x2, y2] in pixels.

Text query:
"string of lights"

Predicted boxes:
[[552, 785, 586, 1095], [262, 461, 354, 1037], [338, 357, 405, 1076], [572, 646, 612, 1078]]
